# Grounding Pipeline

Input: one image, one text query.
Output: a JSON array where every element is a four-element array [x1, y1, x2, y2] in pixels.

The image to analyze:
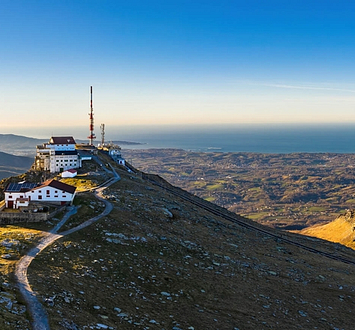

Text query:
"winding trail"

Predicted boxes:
[[15, 166, 120, 330]]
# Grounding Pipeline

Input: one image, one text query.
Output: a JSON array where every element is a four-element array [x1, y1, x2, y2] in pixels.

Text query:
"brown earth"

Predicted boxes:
[[1, 154, 355, 329], [25, 160, 355, 330]]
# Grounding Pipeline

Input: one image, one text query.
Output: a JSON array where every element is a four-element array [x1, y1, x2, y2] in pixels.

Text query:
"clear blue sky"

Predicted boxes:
[[1, 0, 355, 137]]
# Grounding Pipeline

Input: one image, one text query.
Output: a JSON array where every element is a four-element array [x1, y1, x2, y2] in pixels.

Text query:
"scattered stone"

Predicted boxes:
[[1, 254, 13, 259], [298, 310, 307, 317]]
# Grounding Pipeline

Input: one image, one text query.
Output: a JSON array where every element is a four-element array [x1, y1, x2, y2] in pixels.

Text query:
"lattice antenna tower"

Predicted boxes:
[[100, 123, 105, 145], [88, 86, 96, 145]]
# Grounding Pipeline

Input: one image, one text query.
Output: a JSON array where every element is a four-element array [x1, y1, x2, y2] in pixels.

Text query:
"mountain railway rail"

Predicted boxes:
[[142, 172, 355, 267]]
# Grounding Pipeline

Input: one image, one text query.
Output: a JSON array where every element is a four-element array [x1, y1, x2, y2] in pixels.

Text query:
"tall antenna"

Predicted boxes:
[[100, 123, 105, 145], [88, 86, 96, 145]]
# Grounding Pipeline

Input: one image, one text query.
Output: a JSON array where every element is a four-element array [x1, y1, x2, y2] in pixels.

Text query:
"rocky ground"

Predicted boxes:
[[25, 165, 355, 329], [0, 155, 355, 329]]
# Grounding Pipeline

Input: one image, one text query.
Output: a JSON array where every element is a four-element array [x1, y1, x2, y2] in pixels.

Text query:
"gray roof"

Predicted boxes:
[[5, 182, 38, 193]]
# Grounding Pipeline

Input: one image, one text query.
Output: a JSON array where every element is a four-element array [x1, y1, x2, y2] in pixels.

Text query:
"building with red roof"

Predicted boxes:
[[34, 136, 82, 173], [4, 179, 76, 209]]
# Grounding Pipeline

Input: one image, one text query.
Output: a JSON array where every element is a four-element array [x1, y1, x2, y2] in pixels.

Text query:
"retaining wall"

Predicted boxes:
[[0, 212, 48, 225]]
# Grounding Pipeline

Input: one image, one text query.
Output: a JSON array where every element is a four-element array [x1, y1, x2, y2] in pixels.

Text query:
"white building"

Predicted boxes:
[[109, 148, 125, 165], [35, 136, 82, 173], [99, 143, 125, 165], [4, 179, 76, 209], [61, 169, 78, 178]]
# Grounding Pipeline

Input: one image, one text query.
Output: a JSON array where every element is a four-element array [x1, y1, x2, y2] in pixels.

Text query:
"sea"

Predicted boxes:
[[116, 124, 355, 154], [14, 124, 355, 154]]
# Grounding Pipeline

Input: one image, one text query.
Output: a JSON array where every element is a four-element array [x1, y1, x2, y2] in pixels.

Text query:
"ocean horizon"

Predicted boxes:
[[119, 124, 355, 154], [6, 123, 355, 154]]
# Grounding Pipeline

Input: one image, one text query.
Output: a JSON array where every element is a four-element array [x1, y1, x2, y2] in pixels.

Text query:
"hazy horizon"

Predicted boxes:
[[3, 122, 355, 142]]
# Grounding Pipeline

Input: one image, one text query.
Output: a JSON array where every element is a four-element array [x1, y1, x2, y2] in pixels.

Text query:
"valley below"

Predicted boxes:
[[123, 149, 355, 230]]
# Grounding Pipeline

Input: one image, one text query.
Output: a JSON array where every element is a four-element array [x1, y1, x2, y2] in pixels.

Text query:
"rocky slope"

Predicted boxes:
[[1, 156, 355, 329], [26, 165, 355, 329]]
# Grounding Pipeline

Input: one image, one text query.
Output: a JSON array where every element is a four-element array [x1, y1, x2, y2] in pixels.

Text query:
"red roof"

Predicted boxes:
[[34, 179, 76, 194], [49, 136, 76, 144]]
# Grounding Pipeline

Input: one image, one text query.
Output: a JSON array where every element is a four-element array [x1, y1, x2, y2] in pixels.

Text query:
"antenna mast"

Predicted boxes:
[[100, 123, 105, 145], [88, 86, 96, 145]]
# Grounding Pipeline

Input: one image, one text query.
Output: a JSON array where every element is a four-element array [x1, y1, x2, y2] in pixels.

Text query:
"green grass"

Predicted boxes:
[[204, 196, 216, 202], [247, 212, 269, 220], [308, 206, 327, 212], [206, 184, 224, 191]]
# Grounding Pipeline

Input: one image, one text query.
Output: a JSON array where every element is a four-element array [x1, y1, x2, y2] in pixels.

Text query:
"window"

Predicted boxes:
[[8, 195, 12, 199], [54, 195, 58, 198], [46, 190, 50, 195], [38, 195, 42, 200]]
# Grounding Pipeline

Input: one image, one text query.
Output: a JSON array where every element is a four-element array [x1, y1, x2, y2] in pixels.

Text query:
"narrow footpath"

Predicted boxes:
[[15, 167, 120, 330]]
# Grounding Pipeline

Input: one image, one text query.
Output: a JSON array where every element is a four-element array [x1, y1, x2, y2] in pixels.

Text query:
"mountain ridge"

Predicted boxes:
[[0, 150, 33, 180], [0, 153, 355, 328]]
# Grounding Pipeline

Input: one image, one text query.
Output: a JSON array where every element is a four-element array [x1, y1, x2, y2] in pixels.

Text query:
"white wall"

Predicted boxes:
[[5, 186, 75, 208]]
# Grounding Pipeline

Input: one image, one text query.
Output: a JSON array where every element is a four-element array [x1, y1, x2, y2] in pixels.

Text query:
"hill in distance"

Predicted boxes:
[[0, 134, 144, 157], [0, 151, 33, 180], [300, 210, 355, 250], [0, 134, 46, 156]]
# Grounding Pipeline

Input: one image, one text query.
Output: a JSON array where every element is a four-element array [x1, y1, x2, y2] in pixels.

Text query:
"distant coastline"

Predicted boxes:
[[111, 140, 145, 146], [4, 124, 355, 154], [118, 124, 355, 154]]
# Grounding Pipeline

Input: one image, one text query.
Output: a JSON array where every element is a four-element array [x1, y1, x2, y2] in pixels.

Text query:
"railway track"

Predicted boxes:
[[143, 173, 355, 266]]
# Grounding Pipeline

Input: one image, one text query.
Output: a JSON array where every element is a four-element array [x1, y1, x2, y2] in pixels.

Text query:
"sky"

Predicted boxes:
[[1, 0, 355, 138]]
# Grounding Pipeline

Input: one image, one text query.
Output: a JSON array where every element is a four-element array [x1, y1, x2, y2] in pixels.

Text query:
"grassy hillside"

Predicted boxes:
[[300, 211, 355, 249]]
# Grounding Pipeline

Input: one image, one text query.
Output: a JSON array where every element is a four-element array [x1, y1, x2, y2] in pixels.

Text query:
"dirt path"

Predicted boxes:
[[15, 169, 119, 329]]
